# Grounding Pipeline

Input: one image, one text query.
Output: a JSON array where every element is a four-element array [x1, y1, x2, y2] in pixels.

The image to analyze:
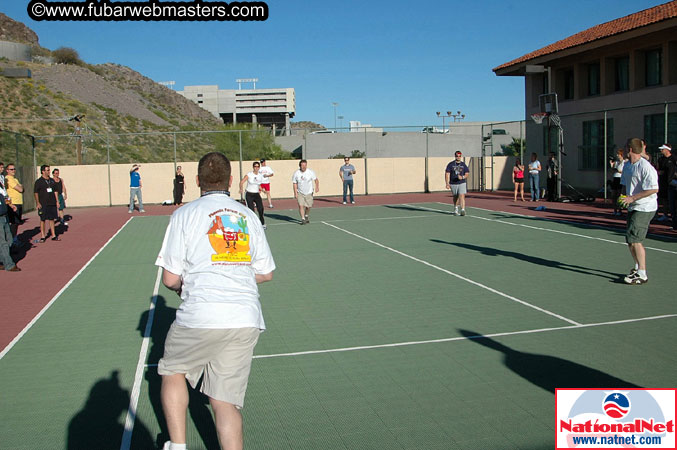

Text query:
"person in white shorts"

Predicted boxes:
[[292, 159, 319, 224], [258, 159, 275, 208], [155, 152, 275, 450]]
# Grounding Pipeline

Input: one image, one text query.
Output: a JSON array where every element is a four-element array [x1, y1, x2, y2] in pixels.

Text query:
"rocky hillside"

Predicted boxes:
[[0, 13, 288, 165]]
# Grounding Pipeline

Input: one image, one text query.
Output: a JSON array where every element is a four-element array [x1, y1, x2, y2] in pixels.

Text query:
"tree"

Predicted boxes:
[[498, 138, 525, 157], [52, 47, 83, 65], [209, 123, 293, 161], [329, 149, 366, 159]]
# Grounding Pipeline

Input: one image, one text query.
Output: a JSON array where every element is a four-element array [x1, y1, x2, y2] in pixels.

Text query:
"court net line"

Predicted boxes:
[[424, 203, 677, 255], [322, 221, 581, 326], [0, 217, 135, 360], [251, 314, 677, 359], [120, 267, 162, 450]]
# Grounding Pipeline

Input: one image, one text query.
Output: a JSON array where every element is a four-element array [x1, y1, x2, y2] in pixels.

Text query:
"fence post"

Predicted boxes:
[[107, 134, 112, 207], [424, 130, 429, 193], [364, 128, 368, 195], [665, 102, 669, 143], [15, 133, 20, 166], [173, 132, 177, 168], [238, 131, 243, 198], [603, 110, 608, 201]]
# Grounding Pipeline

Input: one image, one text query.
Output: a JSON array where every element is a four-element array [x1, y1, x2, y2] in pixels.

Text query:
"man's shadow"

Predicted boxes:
[[458, 329, 640, 392], [264, 212, 298, 224], [67, 370, 154, 449], [138, 295, 220, 449], [430, 239, 620, 281]]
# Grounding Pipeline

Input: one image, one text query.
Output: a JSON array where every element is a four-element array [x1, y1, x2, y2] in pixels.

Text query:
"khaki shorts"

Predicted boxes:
[[626, 210, 655, 244], [297, 192, 313, 208], [158, 323, 260, 408]]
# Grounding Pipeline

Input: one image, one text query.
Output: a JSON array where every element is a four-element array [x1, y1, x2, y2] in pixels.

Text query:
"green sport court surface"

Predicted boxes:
[[1, 202, 676, 449]]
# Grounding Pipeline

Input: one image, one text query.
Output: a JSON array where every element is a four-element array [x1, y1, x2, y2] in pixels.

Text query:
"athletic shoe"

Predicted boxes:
[[343, 201, 347, 205], [623, 272, 648, 285], [64, 221, 69, 226], [628, 268, 638, 277], [8, 266, 21, 272], [262, 224, 267, 230], [269, 205, 274, 208], [351, 201, 355, 204], [128, 210, 133, 214], [460, 209, 466, 216], [140, 209, 145, 213]]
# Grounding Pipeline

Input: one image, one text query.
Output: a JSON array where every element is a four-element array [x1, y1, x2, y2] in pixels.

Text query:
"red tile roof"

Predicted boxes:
[[494, 1, 677, 72]]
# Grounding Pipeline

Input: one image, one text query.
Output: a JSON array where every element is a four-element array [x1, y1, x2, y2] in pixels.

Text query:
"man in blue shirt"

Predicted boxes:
[[129, 164, 144, 213], [445, 151, 470, 216]]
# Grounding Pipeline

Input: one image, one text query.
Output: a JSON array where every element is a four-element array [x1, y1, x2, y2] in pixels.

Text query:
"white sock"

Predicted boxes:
[[634, 263, 639, 270], [170, 443, 187, 450], [637, 270, 647, 279]]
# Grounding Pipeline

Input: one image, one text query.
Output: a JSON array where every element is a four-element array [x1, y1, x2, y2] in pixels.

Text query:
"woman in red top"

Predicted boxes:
[[512, 159, 525, 202]]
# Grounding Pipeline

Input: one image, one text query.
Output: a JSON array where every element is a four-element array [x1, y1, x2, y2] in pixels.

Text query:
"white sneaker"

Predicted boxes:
[[453, 208, 459, 215], [140, 209, 145, 213], [351, 201, 355, 204], [269, 204, 274, 208], [623, 272, 647, 285], [128, 210, 133, 214], [460, 209, 466, 216], [343, 201, 347, 205], [263, 224, 267, 230]]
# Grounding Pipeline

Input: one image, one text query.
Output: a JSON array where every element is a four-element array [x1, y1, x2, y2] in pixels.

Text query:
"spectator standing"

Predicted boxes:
[[33, 164, 60, 242], [546, 152, 559, 201], [0, 191, 20, 271], [52, 168, 68, 225], [659, 144, 677, 231], [5, 164, 23, 245], [445, 151, 470, 216], [173, 166, 185, 205], [620, 138, 659, 285], [292, 159, 319, 225], [610, 149, 626, 216], [258, 159, 275, 208], [339, 157, 356, 205], [528, 153, 542, 201], [512, 159, 525, 202], [155, 152, 275, 450], [239, 161, 267, 229], [129, 164, 144, 213]]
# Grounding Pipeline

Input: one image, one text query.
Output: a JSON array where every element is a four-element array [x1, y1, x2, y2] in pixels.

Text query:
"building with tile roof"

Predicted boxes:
[[494, 1, 677, 194]]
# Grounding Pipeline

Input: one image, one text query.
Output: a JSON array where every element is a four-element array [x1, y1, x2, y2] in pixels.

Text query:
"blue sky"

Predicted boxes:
[[1, 0, 667, 128]]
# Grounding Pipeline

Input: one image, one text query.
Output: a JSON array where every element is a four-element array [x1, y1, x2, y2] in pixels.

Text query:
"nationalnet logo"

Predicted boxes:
[[556, 389, 676, 449]]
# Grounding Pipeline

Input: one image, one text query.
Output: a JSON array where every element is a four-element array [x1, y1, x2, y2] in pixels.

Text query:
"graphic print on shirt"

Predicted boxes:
[[207, 209, 252, 263]]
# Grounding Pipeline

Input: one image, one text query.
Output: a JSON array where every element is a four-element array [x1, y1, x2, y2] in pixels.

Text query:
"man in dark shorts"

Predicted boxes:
[[619, 138, 658, 285], [33, 164, 60, 242]]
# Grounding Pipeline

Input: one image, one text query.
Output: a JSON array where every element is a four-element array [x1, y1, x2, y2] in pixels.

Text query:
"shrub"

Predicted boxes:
[[52, 47, 83, 65]]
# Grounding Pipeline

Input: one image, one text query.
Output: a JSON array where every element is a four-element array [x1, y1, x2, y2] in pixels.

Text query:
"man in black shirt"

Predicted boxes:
[[659, 144, 677, 231], [33, 164, 60, 242]]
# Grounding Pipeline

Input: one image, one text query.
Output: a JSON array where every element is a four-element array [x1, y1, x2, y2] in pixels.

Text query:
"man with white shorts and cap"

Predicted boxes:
[[155, 152, 275, 450]]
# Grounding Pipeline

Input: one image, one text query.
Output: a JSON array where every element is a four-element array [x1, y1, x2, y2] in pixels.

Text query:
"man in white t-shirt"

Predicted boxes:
[[239, 161, 267, 229], [258, 159, 275, 208], [155, 152, 275, 450], [291, 159, 319, 225], [619, 138, 658, 285]]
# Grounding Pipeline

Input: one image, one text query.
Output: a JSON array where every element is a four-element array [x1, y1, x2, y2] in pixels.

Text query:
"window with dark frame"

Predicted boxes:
[[644, 113, 677, 156], [614, 56, 629, 92], [580, 119, 614, 170], [564, 69, 574, 100], [587, 62, 600, 96], [645, 48, 662, 87]]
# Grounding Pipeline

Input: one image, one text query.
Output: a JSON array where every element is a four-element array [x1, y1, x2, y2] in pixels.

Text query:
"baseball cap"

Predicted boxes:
[[658, 144, 672, 151], [259, 158, 266, 163], [455, 151, 462, 156]]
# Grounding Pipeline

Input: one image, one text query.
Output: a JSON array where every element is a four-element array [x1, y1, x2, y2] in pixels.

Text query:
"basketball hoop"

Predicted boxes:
[[531, 112, 547, 125], [549, 113, 561, 128]]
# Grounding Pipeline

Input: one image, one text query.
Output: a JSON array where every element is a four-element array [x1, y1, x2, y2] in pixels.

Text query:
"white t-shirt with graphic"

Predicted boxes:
[[259, 166, 274, 182], [245, 171, 265, 193], [155, 193, 275, 329], [621, 157, 658, 212], [292, 169, 317, 195]]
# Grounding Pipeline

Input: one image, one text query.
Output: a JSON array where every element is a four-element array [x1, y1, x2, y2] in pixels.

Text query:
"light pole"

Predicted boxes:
[[451, 110, 465, 122], [436, 111, 452, 132], [332, 102, 339, 130], [337, 115, 344, 131]]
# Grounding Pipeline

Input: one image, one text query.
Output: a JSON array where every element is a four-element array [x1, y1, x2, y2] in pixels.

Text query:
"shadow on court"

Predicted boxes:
[[458, 329, 641, 392], [264, 212, 300, 224], [12, 215, 73, 262], [137, 296, 220, 450], [384, 204, 449, 214], [67, 370, 154, 450], [430, 239, 621, 281]]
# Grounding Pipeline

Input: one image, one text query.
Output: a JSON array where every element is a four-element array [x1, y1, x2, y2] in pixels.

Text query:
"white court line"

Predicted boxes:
[[252, 314, 677, 359], [0, 217, 135, 360], [426, 202, 677, 255], [120, 267, 162, 450], [322, 221, 580, 326]]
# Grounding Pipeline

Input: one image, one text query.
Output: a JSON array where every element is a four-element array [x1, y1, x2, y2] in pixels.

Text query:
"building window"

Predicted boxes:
[[614, 57, 629, 91], [564, 69, 574, 100], [644, 113, 677, 155], [197, 93, 203, 97], [587, 62, 600, 96], [197, 100, 203, 104], [645, 48, 662, 87], [580, 119, 614, 170]]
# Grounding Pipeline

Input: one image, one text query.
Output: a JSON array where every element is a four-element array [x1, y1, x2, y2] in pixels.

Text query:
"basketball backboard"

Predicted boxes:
[[539, 93, 558, 114]]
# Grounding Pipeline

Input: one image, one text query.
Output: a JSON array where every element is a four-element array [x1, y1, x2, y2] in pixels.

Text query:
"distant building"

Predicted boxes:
[[0, 40, 31, 62], [177, 84, 295, 134], [494, 2, 677, 191]]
